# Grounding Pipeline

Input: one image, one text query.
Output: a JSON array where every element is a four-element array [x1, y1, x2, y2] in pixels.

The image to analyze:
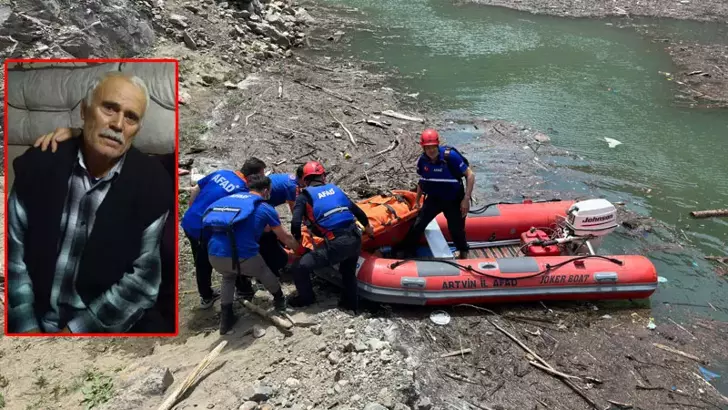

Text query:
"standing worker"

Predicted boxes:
[[181, 157, 266, 308], [202, 174, 303, 334], [395, 128, 475, 259], [288, 161, 373, 311]]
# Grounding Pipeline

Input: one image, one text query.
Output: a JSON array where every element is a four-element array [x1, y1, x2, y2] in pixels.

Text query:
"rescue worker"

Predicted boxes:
[[257, 166, 307, 278], [202, 174, 304, 335], [396, 128, 475, 259], [265, 166, 305, 212], [288, 161, 374, 311], [181, 157, 266, 308]]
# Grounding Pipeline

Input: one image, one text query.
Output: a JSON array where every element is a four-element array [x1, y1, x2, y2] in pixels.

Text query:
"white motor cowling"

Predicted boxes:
[[564, 199, 618, 237]]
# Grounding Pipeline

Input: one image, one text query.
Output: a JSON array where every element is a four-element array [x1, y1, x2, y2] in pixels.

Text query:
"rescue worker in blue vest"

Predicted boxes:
[[181, 157, 266, 309], [395, 128, 475, 259], [202, 174, 304, 335], [287, 161, 374, 311], [257, 167, 306, 276], [266, 167, 305, 212]]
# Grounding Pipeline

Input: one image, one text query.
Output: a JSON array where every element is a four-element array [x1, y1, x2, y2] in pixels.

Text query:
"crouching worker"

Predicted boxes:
[[289, 161, 373, 312], [202, 174, 303, 335]]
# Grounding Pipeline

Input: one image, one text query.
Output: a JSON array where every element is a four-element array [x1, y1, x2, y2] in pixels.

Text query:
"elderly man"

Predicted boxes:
[[7, 71, 173, 334]]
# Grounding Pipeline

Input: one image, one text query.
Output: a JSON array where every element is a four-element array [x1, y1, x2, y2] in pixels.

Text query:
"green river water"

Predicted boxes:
[[308, 0, 728, 388]]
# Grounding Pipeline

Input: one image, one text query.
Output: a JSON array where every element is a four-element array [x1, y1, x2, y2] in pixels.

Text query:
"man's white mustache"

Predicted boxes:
[[100, 129, 124, 144]]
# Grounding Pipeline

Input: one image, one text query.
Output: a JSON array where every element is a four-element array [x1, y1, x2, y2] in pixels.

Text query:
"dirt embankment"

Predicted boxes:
[[462, 0, 728, 107], [1, 1, 728, 410]]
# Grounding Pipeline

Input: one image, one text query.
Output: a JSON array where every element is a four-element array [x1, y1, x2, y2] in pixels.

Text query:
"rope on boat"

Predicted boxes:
[[468, 198, 563, 215], [388, 254, 624, 280]]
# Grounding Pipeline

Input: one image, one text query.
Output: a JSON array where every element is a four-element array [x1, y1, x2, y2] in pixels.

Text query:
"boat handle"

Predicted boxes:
[[401, 277, 426, 289], [594, 272, 618, 283], [478, 262, 499, 270]]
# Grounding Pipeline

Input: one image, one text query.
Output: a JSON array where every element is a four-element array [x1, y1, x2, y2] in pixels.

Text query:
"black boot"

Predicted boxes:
[[220, 303, 238, 335], [272, 289, 287, 312], [337, 298, 359, 315], [288, 293, 316, 308]]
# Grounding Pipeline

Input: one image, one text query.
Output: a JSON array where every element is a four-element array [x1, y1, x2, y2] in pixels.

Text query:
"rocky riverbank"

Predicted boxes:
[[463, 0, 728, 107]]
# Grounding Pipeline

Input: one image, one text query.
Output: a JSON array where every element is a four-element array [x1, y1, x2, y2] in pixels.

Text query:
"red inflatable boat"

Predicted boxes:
[[289, 191, 659, 306]]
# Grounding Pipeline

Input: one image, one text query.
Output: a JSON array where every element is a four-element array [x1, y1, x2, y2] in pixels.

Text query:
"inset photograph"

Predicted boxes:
[[4, 59, 179, 336]]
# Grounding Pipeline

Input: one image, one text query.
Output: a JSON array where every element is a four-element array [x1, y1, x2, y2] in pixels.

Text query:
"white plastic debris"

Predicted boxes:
[[430, 310, 451, 325], [604, 137, 622, 148]]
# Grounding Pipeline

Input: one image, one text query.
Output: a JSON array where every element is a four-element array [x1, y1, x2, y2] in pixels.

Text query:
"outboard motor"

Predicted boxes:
[[558, 199, 619, 254]]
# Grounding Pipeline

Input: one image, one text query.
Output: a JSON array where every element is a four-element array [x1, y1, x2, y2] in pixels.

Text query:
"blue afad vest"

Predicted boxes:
[[417, 146, 464, 197], [201, 193, 263, 272], [305, 184, 355, 236], [181, 170, 247, 239]]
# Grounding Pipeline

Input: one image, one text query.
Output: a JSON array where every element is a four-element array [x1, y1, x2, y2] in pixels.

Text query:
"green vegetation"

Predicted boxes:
[[80, 369, 114, 410]]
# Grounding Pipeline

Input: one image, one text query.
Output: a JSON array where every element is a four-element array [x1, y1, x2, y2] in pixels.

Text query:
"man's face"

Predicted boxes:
[[81, 76, 146, 160], [423, 145, 439, 160]]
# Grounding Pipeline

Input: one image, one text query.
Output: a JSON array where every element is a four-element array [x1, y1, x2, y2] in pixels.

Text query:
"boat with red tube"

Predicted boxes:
[[289, 191, 658, 306]]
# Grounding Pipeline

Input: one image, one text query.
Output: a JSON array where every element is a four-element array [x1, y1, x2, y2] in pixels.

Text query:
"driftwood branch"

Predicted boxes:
[[636, 384, 664, 391], [490, 319, 599, 409], [653, 343, 704, 363], [440, 348, 472, 358], [667, 318, 696, 339], [705, 256, 728, 264], [365, 119, 388, 128], [294, 79, 353, 102], [490, 320, 551, 370], [380, 110, 424, 123], [529, 361, 582, 381], [606, 399, 633, 409], [294, 57, 335, 72], [273, 126, 314, 139], [690, 209, 728, 219], [465, 400, 495, 410], [376, 137, 400, 156], [292, 149, 316, 162], [241, 299, 293, 333], [157, 341, 228, 410], [329, 110, 357, 147], [443, 372, 477, 384]]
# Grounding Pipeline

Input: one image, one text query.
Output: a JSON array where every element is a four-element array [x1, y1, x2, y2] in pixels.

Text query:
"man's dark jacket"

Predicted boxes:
[[10, 138, 173, 333]]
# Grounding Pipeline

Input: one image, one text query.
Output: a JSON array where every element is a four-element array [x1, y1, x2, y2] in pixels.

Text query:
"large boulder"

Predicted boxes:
[[0, 0, 155, 58]]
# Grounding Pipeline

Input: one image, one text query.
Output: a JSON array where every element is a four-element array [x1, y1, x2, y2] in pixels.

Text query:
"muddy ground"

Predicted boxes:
[[1, 0, 728, 410], [463, 0, 728, 107]]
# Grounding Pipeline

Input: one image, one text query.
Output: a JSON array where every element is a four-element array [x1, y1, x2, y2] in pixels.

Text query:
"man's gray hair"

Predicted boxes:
[[83, 71, 150, 125]]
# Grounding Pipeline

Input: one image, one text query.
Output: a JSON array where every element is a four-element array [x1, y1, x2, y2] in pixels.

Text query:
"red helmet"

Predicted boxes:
[[419, 128, 440, 146], [302, 161, 325, 179]]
